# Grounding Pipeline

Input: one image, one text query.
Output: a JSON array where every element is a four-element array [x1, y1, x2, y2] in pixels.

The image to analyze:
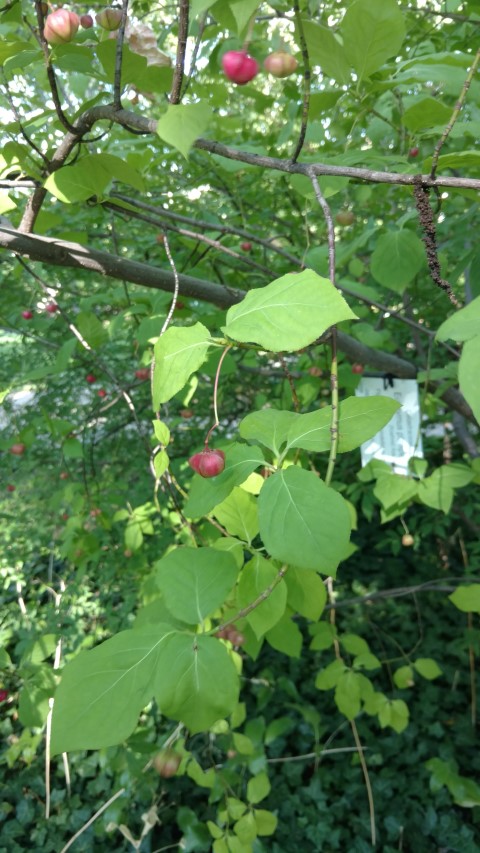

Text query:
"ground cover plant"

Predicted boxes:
[[1, 0, 480, 850]]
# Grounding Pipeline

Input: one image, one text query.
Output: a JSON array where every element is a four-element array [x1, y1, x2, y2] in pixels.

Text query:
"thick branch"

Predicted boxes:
[[1, 225, 476, 424]]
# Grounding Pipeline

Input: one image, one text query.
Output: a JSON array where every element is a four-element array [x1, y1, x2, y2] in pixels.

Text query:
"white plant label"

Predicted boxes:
[[355, 377, 423, 474]]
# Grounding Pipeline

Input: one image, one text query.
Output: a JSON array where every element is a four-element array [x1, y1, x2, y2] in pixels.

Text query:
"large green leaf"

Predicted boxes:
[[155, 547, 239, 623], [301, 21, 351, 84], [458, 337, 480, 424], [157, 103, 214, 159], [402, 97, 452, 132], [436, 295, 480, 342], [371, 230, 425, 292], [341, 0, 406, 80], [51, 626, 239, 752], [258, 467, 351, 574], [44, 153, 144, 203], [223, 270, 357, 352], [286, 396, 401, 454], [285, 567, 327, 621], [237, 555, 287, 638], [184, 444, 265, 518], [239, 409, 298, 455], [153, 633, 239, 732], [152, 322, 211, 407], [51, 625, 178, 753]]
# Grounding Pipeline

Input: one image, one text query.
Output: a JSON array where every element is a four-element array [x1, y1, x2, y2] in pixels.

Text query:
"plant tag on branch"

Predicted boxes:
[[355, 378, 423, 474]]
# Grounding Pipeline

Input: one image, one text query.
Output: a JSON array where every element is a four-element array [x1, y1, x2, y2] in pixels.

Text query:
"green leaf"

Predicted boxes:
[[266, 612, 303, 658], [374, 473, 418, 510], [414, 658, 442, 680], [237, 555, 287, 638], [402, 97, 453, 132], [254, 809, 278, 836], [239, 409, 298, 456], [62, 437, 83, 459], [301, 21, 351, 84], [459, 337, 480, 424], [371, 230, 425, 292], [227, 0, 260, 34], [378, 698, 410, 733], [417, 464, 472, 514], [436, 295, 480, 342], [155, 547, 238, 623], [247, 771, 271, 804], [335, 670, 362, 719], [258, 467, 351, 574], [286, 396, 401, 454], [340, 633, 369, 656], [75, 311, 108, 350], [223, 270, 357, 352], [152, 323, 211, 407], [51, 625, 178, 753], [44, 153, 144, 202], [154, 633, 240, 733], [394, 665, 415, 689], [341, 0, 406, 80], [152, 420, 170, 444], [212, 488, 259, 544], [285, 567, 327, 621], [449, 584, 480, 613], [157, 103, 213, 159], [184, 444, 265, 518]]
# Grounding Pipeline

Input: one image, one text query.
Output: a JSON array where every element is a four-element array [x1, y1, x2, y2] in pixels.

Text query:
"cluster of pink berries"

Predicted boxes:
[[222, 50, 298, 85], [42, 5, 122, 46], [188, 447, 225, 478]]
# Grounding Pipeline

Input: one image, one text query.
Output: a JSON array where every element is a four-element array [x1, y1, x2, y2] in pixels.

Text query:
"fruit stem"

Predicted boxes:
[[241, 7, 258, 52], [204, 344, 232, 447]]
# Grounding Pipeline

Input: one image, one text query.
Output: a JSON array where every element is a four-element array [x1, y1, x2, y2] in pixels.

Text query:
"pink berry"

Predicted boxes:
[[264, 51, 298, 78], [80, 13, 94, 28], [10, 443, 26, 456], [134, 368, 150, 381], [86, 374, 96, 384], [222, 51, 259, 85], [46, 302, 59, 313], [409, 147, 419, 157], [97, 389, 107, 398], [0, 689, 8, 702], [44, 9, 80, 45], [6, 484, 15, 492], [352, 363, 364, 375], [21, 310, 33, 320], [240, 242, 252, 251], [188, 448, 225, 478]]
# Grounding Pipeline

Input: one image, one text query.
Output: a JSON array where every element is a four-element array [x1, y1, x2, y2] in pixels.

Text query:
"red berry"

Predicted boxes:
[[409, 147, 419, 158], [44, 9, 80, 45], [59, 472, 69, 480], [0, 689, 8, 702], [135, 368, 150, 381], [97, 389, 107, 398], [21, 310, 33, 320], [10, 443, 26, 455], [308, 366, 323, 377], [179, 409, 193, 419], [80, 13, 93, 28], [188, 448, 225, 478], [352, 363, 364, 375], [45, 302, 59, 313], [222, 51, 259, 85], [240, 242, 252, 251], [86, 374, 96, 384], [264, 51, 298, 78], [6, 484, 15, 492], [96, 8, 122, 30], [62, 513, 69, 520]]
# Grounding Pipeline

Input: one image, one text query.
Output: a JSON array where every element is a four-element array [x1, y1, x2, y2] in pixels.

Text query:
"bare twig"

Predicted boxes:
[[430, 47, 480, 180], [59, 788, 126, 853], [291, 1, 311, 163]]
